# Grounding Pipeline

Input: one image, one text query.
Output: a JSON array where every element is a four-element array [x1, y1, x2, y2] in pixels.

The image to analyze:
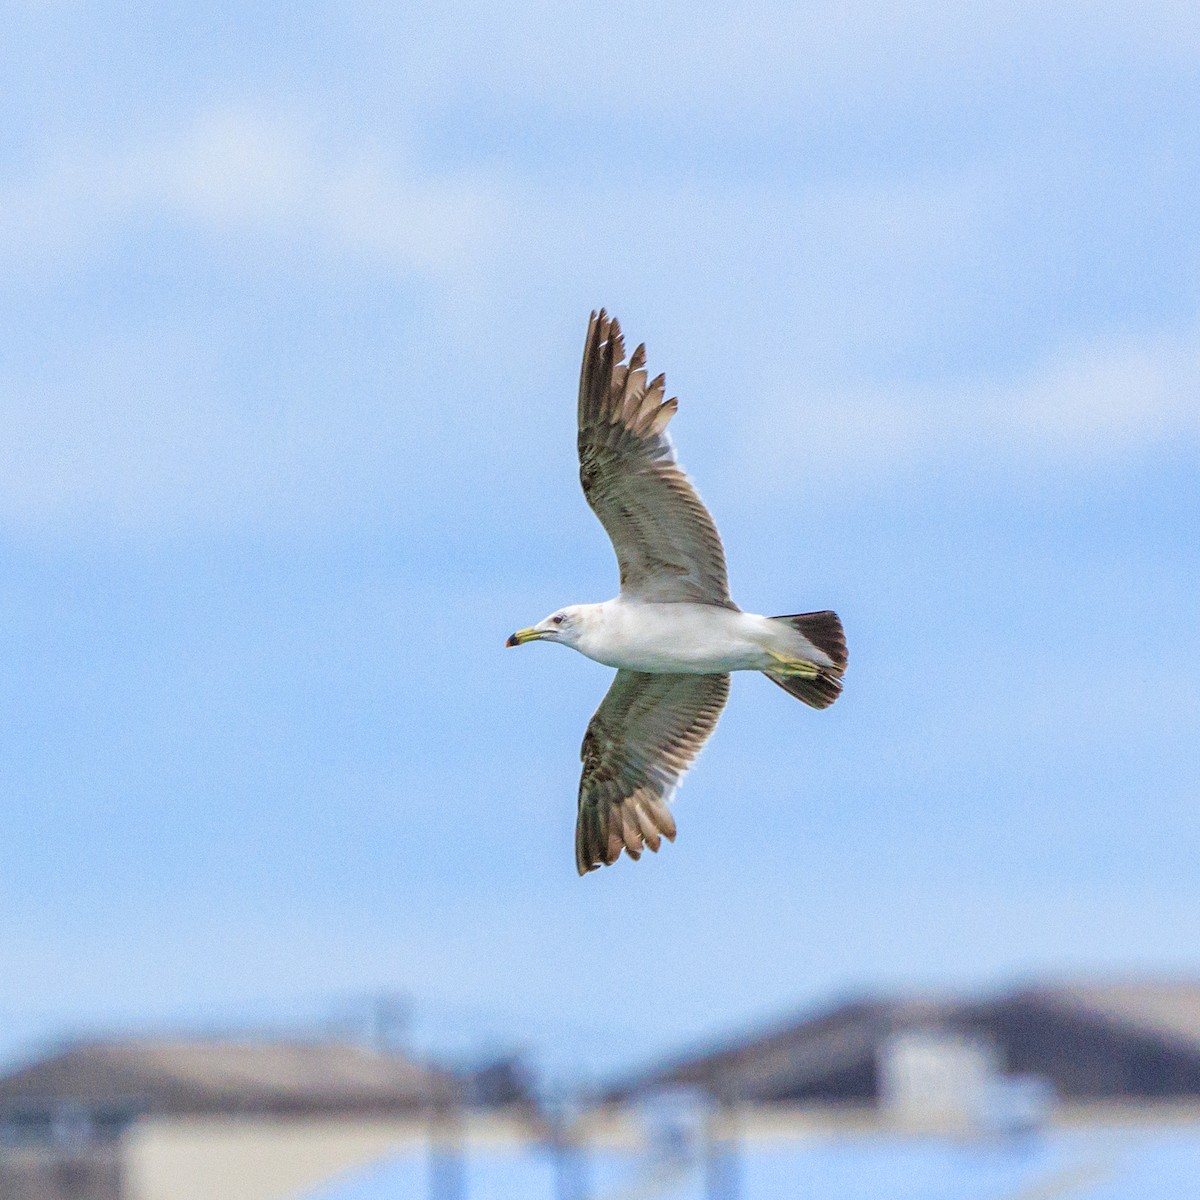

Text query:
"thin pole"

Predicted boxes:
[[552, 1129, 588, 1200], [549, 1091, 590, 1200], [703, 1096, 740, 1200], [428, 1098, 466, 1200]]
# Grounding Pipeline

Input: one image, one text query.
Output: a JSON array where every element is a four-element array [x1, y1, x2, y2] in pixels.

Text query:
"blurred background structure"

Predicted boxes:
[[5, 980, 1200, 1198], [608, 981, 1200, 1120], [2, 0, 1197, 1195], [0, 1031, 531, 1200]]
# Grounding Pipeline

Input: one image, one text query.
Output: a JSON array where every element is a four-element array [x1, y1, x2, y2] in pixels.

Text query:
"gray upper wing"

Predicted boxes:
[[576, 670, 730, 874], [577, 310, 735, 608]]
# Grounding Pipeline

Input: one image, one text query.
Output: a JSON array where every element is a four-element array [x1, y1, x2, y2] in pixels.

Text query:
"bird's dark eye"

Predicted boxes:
[[552, 614, 564, 625]]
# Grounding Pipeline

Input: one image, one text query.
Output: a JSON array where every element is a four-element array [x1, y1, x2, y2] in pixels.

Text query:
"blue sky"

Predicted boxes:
[[1, 0, 1198, 1079]]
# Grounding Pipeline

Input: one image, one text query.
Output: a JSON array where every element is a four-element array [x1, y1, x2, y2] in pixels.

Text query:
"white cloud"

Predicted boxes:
[[1007, 337, 1197, 454], [735, 326, 1200, 494], [0, 107, 507, 278]]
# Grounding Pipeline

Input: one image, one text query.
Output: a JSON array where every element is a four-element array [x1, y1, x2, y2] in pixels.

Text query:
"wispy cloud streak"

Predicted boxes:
[[0, 108, 505, 277]]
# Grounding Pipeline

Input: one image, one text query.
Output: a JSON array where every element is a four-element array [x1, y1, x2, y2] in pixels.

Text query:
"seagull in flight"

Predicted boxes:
[[508, 311, 847, 874]]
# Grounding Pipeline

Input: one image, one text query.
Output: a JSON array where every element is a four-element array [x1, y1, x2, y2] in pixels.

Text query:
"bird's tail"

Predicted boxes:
[[762, 610, 847, 709]]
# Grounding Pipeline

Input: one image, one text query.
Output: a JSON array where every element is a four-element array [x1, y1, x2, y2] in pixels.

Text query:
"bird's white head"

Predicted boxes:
[[506, 605, 590, 650]]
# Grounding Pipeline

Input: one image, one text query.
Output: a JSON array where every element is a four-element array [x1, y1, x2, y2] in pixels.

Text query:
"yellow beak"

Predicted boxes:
[[505, 627, 544, 647]]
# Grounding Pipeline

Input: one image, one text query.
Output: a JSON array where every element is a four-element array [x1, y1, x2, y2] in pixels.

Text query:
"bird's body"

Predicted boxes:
[[567, 598, 837, 676], [508, 311, 847, 874]]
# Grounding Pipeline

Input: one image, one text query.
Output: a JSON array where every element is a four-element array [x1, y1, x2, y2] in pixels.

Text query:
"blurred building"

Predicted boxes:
[[9, 983, 1200, 1199], [0, 1038, 532, 1200], [608, 982, 1200, 1132]]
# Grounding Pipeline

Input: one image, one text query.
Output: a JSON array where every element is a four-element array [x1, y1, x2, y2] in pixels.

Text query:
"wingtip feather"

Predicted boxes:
[[647, 398, 678, 435]]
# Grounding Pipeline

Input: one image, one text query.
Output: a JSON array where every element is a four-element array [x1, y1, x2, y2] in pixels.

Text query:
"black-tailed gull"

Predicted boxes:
[[507, 311, 847, 874]]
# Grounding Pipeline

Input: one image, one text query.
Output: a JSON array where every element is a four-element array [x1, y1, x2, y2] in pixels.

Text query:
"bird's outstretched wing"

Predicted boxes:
[[577, 310, 735, 608], [576, 670, 729, 874]]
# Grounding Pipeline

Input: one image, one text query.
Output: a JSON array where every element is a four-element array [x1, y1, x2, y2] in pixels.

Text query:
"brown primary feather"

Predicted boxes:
[[576, 670, 729, 874]]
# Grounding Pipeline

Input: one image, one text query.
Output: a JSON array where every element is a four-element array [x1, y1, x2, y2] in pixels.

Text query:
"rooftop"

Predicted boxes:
[[610, 982, 1200, 1106], [0, 1038, 460, 1118]]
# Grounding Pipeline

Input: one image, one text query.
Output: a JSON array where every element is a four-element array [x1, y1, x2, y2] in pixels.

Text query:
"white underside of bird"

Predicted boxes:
[[527, 597, 837, 677]]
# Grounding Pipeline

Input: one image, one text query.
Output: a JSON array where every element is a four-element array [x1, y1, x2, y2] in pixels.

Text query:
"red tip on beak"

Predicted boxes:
[[505, 633, 519, 647]]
